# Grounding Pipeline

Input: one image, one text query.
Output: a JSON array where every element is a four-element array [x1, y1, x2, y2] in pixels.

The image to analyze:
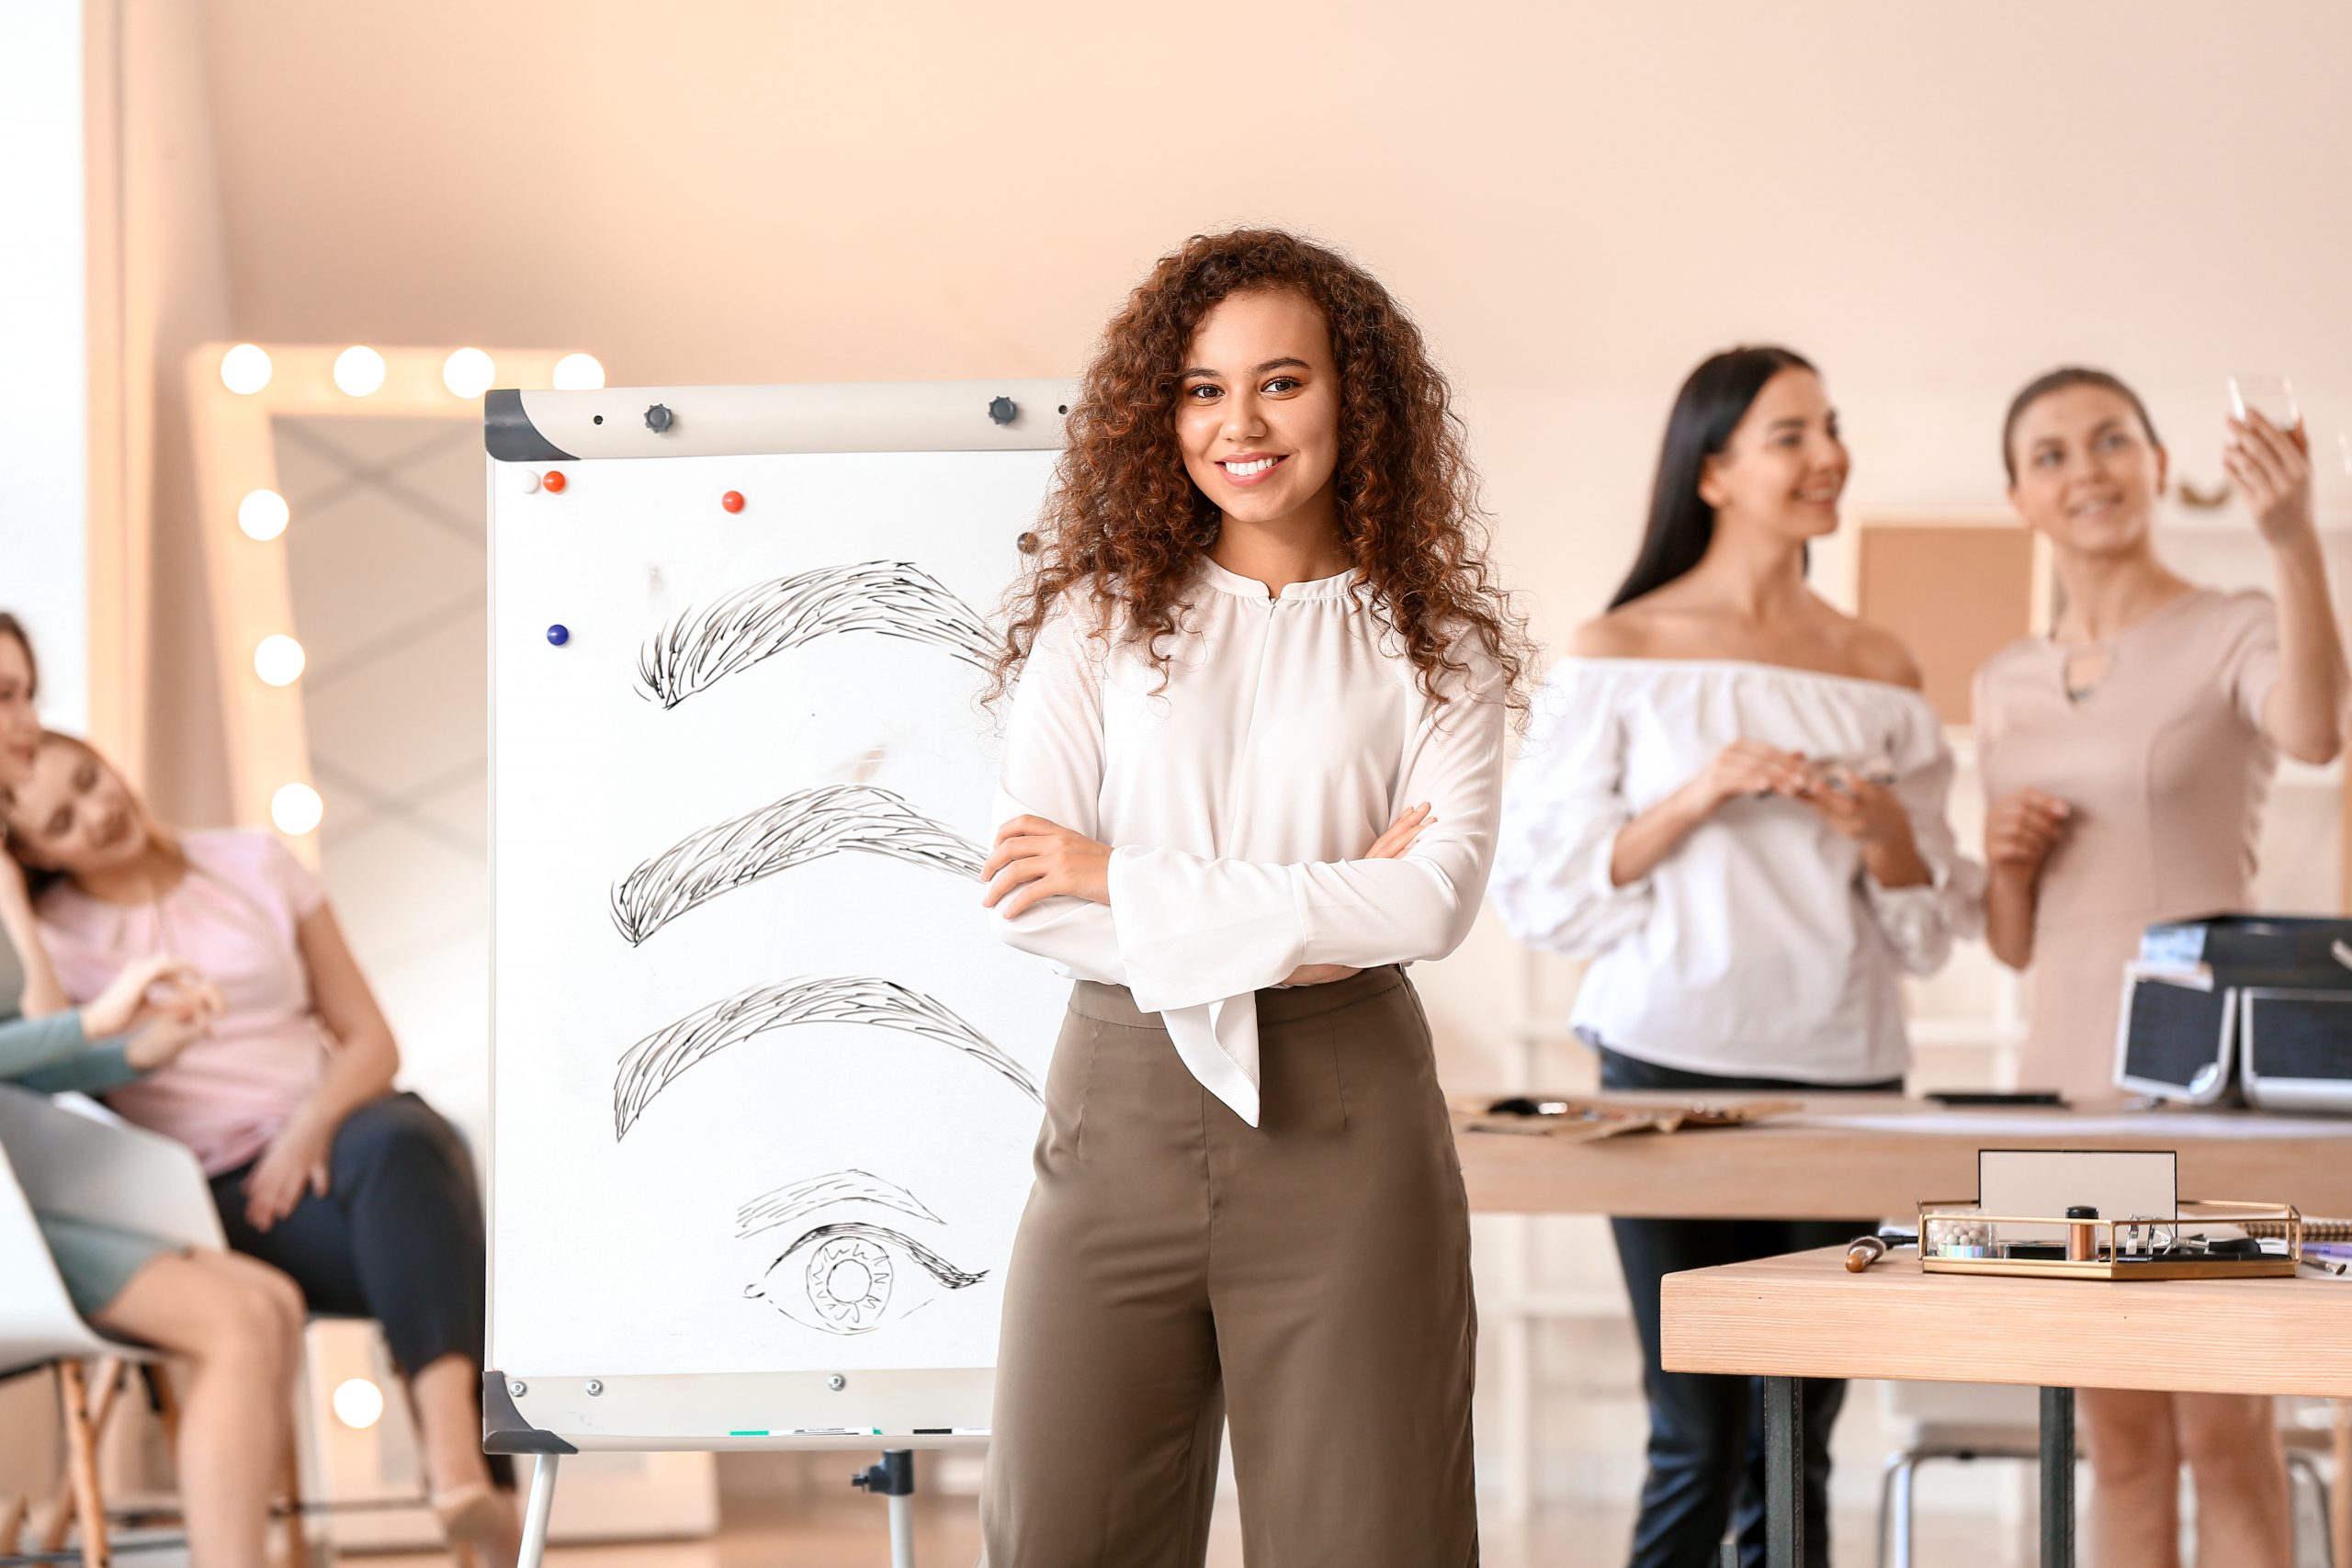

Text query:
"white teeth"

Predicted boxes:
[[1223, 457, 1276, 476]]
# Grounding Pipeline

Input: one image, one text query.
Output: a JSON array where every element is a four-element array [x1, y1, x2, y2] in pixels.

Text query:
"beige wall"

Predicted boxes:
[[178, 0, 2352, 1078]]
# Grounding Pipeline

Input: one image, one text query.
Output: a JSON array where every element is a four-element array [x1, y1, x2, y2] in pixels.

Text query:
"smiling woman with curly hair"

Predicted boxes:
[[990, 227, 1527, 708], [977, 228, 1524, 1565]]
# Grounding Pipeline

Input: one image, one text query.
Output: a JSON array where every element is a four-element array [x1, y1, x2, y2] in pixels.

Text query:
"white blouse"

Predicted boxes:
[[1490, 658, 1984, 1083], [990, 556, 1508, 1125]]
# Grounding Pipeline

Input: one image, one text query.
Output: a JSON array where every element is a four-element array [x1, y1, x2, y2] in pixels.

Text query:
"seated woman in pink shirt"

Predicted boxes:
[[5, 730, 521, 1565], [3, 613, 302, 1568]]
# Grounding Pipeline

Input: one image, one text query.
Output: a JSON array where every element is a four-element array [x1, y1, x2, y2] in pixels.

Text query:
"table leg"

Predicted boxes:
[[1764, 1375, 1804, 1568], [2040, 1386, 2075, 1568]]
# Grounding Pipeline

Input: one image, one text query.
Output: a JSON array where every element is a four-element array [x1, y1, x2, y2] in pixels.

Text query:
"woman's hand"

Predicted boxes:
[[123, 1009, 214, 1072], [1984, 787, 2071, 884], [1676, 740, 1815, 818], [1795, 767, 1929, 887], [242, 1111, 335, 1233], [1276, 803, 1434, 987], [982, 815, 1113, 919], [2226, 412, 2316, 549], [82, 953, 220, 1039]]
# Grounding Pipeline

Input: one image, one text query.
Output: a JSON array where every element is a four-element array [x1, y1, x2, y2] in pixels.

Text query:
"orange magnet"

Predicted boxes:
[[721, 491, 745, 513], [544, 470, 568, 493]]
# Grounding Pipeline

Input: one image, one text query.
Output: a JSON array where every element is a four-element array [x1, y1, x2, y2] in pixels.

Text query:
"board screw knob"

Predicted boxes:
[[827, 1374, 847, 1392]]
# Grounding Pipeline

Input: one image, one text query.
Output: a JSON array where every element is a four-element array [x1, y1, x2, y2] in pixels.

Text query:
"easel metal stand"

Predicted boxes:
[[510, 1449, 918, 1568], [852, 1450, 918, 1568], [517, 1454, 559, 1568]]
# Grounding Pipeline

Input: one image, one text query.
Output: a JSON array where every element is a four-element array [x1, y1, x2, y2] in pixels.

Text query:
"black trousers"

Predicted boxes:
[[1600, 1049, 1896, 1568], [210, 1091, 488, 1378]]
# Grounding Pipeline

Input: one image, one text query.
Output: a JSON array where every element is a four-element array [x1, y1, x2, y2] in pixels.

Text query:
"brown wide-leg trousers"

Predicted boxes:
[[981, 965, 1478, 1567]]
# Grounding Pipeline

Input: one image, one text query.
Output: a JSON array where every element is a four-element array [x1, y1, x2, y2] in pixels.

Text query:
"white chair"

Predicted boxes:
[[0, 1084, 312, 1567], [1876, 1380, 2336, 1567]]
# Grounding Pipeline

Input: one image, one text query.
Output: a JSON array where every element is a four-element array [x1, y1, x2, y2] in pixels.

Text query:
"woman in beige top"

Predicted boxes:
[[1975, 367, 2348, 1568]]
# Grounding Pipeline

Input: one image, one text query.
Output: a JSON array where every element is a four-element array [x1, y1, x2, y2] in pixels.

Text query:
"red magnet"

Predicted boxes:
[[543, 470, 568, 493], [721, 491, 745, 513]]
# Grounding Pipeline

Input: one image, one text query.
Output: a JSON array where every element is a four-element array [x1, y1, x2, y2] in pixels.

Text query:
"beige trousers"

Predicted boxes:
[[981, 965, 1478, 1567]]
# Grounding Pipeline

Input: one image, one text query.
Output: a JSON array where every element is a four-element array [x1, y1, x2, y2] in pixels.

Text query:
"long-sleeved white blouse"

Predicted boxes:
[[989, 557, 1508, 1126], [1489, 658, 1984, 1084]]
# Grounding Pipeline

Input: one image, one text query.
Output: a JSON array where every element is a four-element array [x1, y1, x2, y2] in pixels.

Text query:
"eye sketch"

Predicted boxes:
[[735, 1168, 944, 1242], [613, 976, 1040, 1140], [742, 1222, 988, 1337], [610, 784, 983, 946], [637, 560, 995, 708]]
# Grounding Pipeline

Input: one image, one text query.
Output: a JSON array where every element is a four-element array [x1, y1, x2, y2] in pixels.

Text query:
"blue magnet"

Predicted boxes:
[[547, 624, 570, 647]]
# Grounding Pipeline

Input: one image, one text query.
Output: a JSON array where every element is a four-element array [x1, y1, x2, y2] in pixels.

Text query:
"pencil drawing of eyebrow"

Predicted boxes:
[[734, 1168, 944, 1242], [610, 784, 983, 945], [613, 976, 1039, 1140], [637, 560, 995, 707]]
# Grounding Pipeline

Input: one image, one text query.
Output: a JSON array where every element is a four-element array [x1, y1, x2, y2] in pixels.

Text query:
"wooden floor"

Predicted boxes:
[[363, 1492, 2023, 1568]]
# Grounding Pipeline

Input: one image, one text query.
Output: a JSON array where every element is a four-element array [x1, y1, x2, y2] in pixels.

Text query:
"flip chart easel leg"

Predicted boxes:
[[517, 1453, 560, 1568], [852, 1450, 918, 1568]]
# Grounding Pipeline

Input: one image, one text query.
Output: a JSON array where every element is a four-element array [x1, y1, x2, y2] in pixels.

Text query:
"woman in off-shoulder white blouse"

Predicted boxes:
[[1496, 654, 1974, 1084], [971, 231, 1525, 1568], [1491, 346, 1980, 1568]]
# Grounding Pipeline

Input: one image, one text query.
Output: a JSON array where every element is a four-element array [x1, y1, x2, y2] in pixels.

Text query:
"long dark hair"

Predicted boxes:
[[1609, 346, 1817, 610], [0, 612, 37, 697]]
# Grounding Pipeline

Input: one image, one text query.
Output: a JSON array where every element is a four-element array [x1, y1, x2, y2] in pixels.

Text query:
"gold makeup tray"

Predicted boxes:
[[1917, 1199, 2303, 1280]]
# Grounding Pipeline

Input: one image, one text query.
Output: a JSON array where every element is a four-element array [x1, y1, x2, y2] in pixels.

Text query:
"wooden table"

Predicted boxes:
[[1455, 1093, 2352, 1219], [1661, 1245, 2352, 1567]]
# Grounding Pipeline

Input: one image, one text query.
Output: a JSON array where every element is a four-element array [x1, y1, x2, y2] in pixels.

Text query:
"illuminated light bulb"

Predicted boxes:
[[237, 489, 290, 542], [253, 635, 307, 687], [331, 1378, 384, 1430], [271, 783, 324, 836], [443, 347, 495, 399], [334, 345, 387, 397], [220, 344, 273, 395], [551, 353, 605, 390]]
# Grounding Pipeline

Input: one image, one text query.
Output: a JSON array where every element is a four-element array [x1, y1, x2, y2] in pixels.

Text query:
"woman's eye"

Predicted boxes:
[[1262, 377, 1301, 395], [2035, 448, 2063, 468], [1184, 384, 1221, 402], [743, 1221, 985, 1337]]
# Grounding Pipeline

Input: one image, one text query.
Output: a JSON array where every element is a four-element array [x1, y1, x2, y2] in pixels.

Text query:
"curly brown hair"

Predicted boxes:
[[989, 229, 1529, 714]]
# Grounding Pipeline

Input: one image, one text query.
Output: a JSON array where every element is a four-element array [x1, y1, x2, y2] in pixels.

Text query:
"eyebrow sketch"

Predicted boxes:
[[610, 784, 983, 946], [742, 1222, 988, 1337], [613, 976, 1039, 1140], [637, 560, 995, 708], [734, 1168, 944, 1242]]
